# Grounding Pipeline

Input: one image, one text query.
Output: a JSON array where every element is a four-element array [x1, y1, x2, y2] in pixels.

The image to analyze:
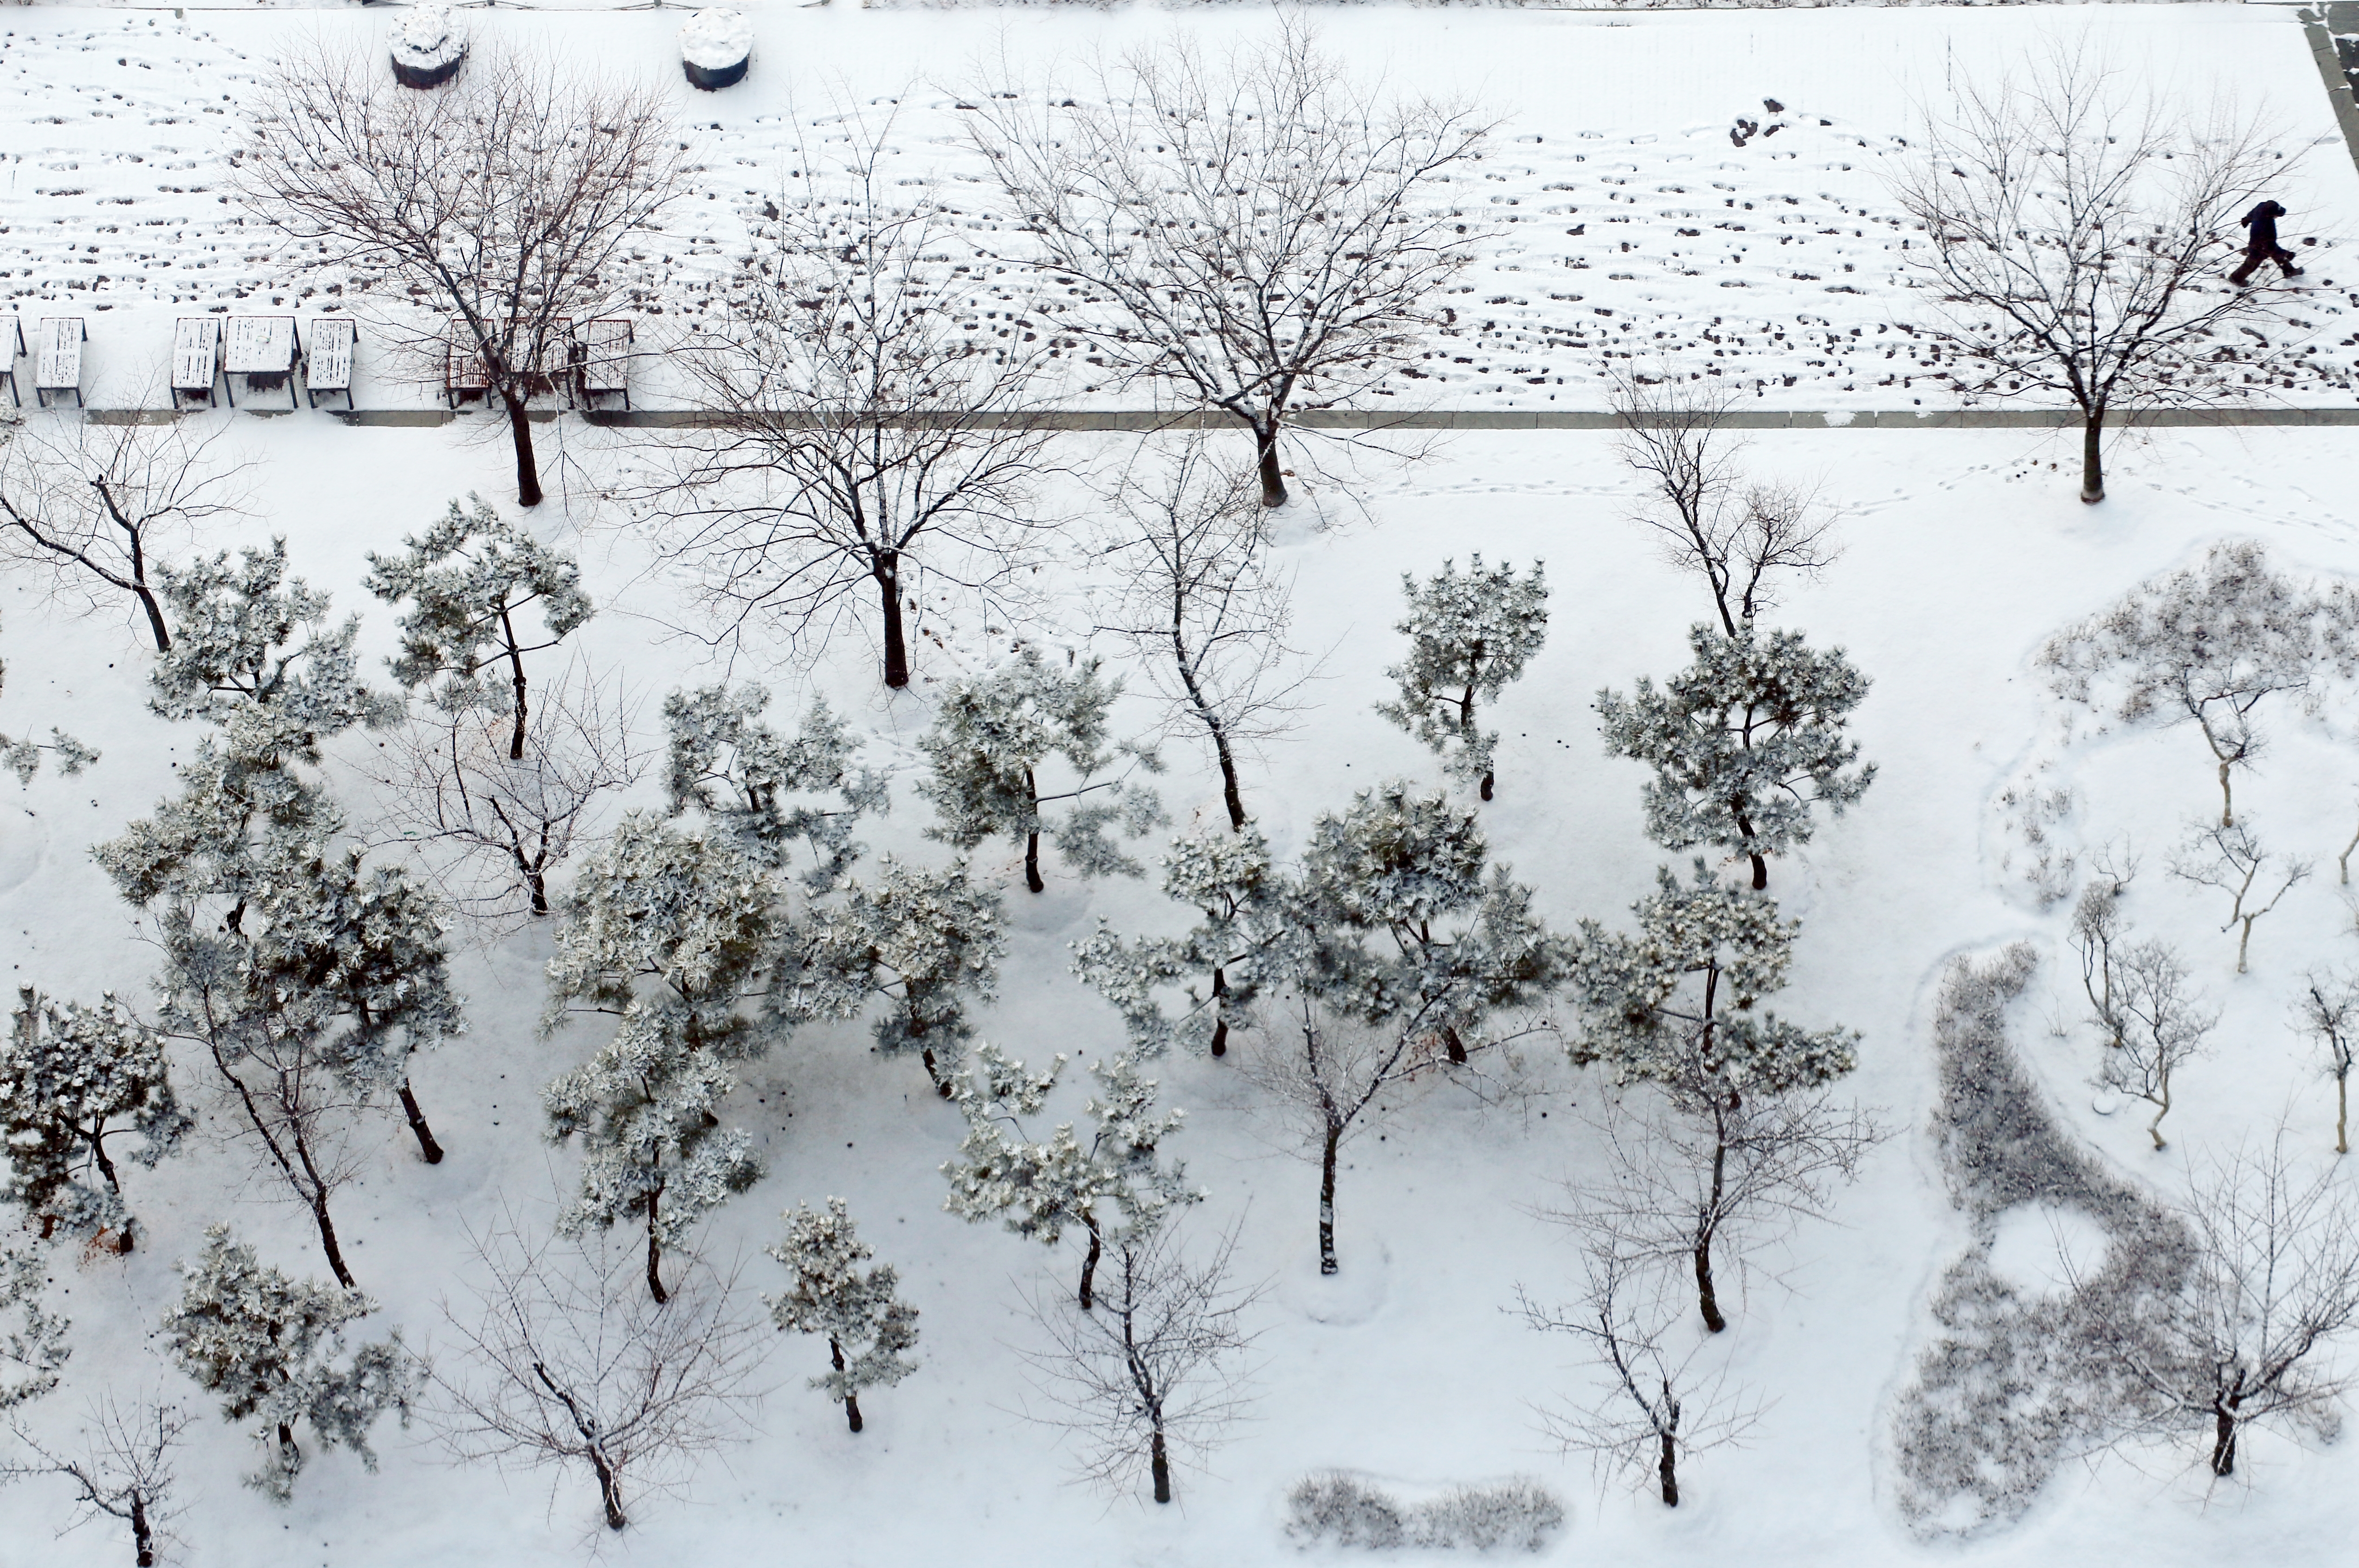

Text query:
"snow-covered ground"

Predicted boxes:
[[4, 3, 2357, 408]]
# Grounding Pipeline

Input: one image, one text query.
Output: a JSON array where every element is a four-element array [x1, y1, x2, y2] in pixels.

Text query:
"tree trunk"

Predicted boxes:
[[2218, 759, 2236, 829], [132, 582, 171, 654], [645, 1195, 669, 1305], [1747, 851, 1767, 891], [501, 607, 530, 761], [275, 1421, 302, 1484], [1213, 730, 1248, 831], [396, 1078, 445, 1164], [1318, 1121, 1341, 1276], [2338, 1073, 2348, 1157], [2148, 1078, 2171, 1152], [2079, 407, 2106, 505], [1255, 422, 1288, 509], [1150, 1425, 1173, 1504], [875, 553, 909, 689], [2211, 1406, 2238, 1477], [2237, 916, 2254, 975], [1209, 968, 1229, 1059], [1024, 767, 1044, 893], [1696, 1110, 1729, 1332], [1693, 1240, 1727, 1336], [1657, 1430, 1680, 1506], [1443, 1024, 1468, 1066], [1079, 1212, 1102, 1311], [590, 1444, 628, 1529], [309, 1191, 355, 1290], [502, 391, 544, 509], [918, 1043, 952, 1099], [527, 867, 550, 917], [1733, 804, 1768, 889], [832, 1338, 864, 1433], [89, 1132, 134, 1253], [129, 1488, 155, 1566]]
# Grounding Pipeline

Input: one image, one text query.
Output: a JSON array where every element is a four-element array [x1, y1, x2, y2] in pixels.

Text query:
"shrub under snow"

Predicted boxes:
[[1285, 1472, 1564, 1553]]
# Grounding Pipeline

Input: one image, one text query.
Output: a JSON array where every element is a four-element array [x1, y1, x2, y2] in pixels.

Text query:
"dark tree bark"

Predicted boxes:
[[1023, 767, 1045, 893], [1150, 1426, 1173, 1504], [1254, 422, 1287, 509], [644, 1192, 669, 1306], [875, 553, 909, 690], [2211, 1401, 2240, 1477], [1318, 1120, 1341, 1276], [1695, 1108, 1730, 1333], [1657, 1427, 1680, 1506], [1079, 1213, 1103, 1311], [2080, 407, 2107, 506], [502, 392, 545, 510], [129, 1488, 155, 1567], [831, 1338, 865, 1433], [1209, 969, 1230, 1059], [396, 1079, 445, 1164], [498, 605, 530, 761]]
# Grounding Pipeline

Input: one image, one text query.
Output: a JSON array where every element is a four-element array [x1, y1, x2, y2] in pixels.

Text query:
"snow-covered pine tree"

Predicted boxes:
[[2, 987, 191, 1252], [943, 1046, 1202, 1309], [1, 611, 98, 784], [790, 855, 1005, 1095], [1073, 826, 1276, 1058], [664, 682, 886, 889], [0, 1240, 69, 1412], [1595, 623, 1875, 890], [766, 1199, 920, 1433], [161, 1226, 417, 1501], [542, 814, 777, 1304], [1375, 555, 1549, 801], [364, 496, 595, 761], [916, 647, 1163, 893], [1562, 861, 1859, 1329]]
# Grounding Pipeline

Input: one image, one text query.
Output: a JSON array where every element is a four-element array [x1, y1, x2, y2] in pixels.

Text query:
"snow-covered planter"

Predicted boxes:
[[390, 5, 468, 91], [680, 8, 753, 92]]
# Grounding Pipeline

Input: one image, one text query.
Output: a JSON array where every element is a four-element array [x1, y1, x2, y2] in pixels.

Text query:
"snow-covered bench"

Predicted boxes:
[[0, 317, 23, 408], [34, 318, 84, 409], [304, 317, 357, 410], [225, 315, 302, 410], [172, 317, 224, 409], [576, 318, 634, 410]]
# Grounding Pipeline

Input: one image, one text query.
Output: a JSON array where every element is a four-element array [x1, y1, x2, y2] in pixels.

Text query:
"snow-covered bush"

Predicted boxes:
[[767, 1199, 920, 1434], [1374, 555, 1548, 801], [1286, 1472, 1565, 1552], [1, 986, 190, 1252]]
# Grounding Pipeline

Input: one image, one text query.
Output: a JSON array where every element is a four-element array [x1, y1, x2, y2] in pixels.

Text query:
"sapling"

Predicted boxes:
[[1375, 555, 1549, 800], [916, 647, 1164, 893], [2168, 819, 2310, 975], [1, 1394, 189, 1568], [1597, 624, 1875, 890], [2071, 908, 2215, 1151], [767, 1200, 920, 1433], [2295, 972, 2359, 1155], [1, 987, 190, 1252]]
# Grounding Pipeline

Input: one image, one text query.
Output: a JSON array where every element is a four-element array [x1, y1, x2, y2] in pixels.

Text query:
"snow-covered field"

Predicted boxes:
[[9, 6, 2359, 1568]]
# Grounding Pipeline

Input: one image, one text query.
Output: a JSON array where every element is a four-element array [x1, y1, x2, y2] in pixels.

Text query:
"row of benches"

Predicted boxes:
[[2, 315, 636, 412]]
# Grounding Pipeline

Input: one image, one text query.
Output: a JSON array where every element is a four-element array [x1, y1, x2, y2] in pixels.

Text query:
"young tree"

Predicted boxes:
[[0, 417, 249, 653], [1561, 863, 1860, 1329], [1611, 376, 1840, 637], [969, 20, 1489, 506], [161, 1227, 417, 1502], [1517, 1244, 1760, 1506], [1890, 51, 2303, 503], [1092, 441, 1305, 831], [364, 496, 595, 761], [792, 856, 1005, 1096], [1375, 556, 1549, 801], [1073, 826, 1277, 1060], [2041, 541, 2354, 828], [1016, 1221, 1261, 1505], [1, 611, 98, 785], [943, 1047, 1201, 1309], [2070, 892, 2215, 1151], [2295, 972, 2359, 1155], [430, 1221, 764, 1530], [2168, 819, 2310, 975], [916, 648, 1164, 894], [1, 988, 191, 1252], [663, 683, 886, 888], [2086, 1134, 2359, 1477], [665, 135, 1054, 688], [766, 1200, 920, 1435], [363, 657, 647, 930], [2, 1394, 189, 1568], [1597, 624, 1876, 891], [541, 815, 777, 1304], [1, 1240, 69, 1413], [238, 46, 686, 508]]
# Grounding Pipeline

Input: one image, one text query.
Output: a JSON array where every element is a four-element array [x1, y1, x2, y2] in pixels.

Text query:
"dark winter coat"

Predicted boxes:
[[2242, 201, 2288, 254]]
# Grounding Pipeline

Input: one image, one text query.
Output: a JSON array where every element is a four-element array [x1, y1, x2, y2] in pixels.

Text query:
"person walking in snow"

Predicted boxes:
[[2230, 200, 2303, 285]]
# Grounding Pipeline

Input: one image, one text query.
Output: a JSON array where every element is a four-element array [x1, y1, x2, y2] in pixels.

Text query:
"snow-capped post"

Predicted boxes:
[[1376, 555, 1548, 802], [1, 988, 191, 1254], [1597, 623, 1875, 892], [767, 1200, 920, 1434], [942, 1047, 1202, 1310], [679, 9, 752, 92], [388, 5, 467, 91], [162, 1227, 418, 1502], [916, 649, 1165, 895]]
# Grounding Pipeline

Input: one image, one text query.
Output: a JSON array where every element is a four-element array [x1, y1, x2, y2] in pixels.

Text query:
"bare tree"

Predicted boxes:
[[1092, 440, 1306, 831], [236, 45, 687, 508], [1892, 51, 2305, 504], [1016, 1221, 1260, 1506], [2168, 819, 2310, 975], [662, 132, 1056, 689], [2294, 972, 2359, 1156], [2083, 1134, 2359, 1478], [427, 1220, 766, 1532], [969, 20, 1489, 507], [359, 657, 647, 932], [0, 417, 250, 652], [2070, 890, 2216, 1151], [1517, 1245, 1761, 1507], [1611, 376, 1840, 636], [5, 1394, 189, 1568]]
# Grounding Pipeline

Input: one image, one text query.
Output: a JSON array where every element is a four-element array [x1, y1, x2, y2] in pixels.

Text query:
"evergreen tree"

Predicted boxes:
[[766, 1199, 921, 1434], [1596, 623, 1875, 890], [1376, 555, 1549, 800], [364, 496, 595, 760], [0, 611, 97, 784], [663, 682, 886, 888], [792, 856, 1005, 1095], [944, 1046, 1201, 1309], [0, 1240, 69, 1413], [916, 647, 1163, 893], [1, 988, 190, 1252], [161, 1227, 417, 1501], [1073, 827, 1276, 1058], [542, 815, 777, 1303]]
